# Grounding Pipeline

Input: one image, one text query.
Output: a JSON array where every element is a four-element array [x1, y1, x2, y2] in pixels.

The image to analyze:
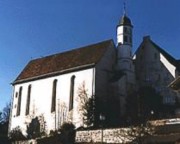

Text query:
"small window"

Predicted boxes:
[[51, 79, 57, 112], [16, 87, 22, 116], [164, 96, 175, 104], [25, 85, 31, 115], [69, 75, 75, 111], [124, 36, 128, 42], [124, 27, 127, 33]]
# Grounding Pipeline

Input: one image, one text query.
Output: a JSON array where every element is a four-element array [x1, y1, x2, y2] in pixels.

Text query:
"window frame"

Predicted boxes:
[[51, 79, 57, 113], [25, 85, 32, 116], [16, 87, 22, 116], [69, 75, 76, 111]]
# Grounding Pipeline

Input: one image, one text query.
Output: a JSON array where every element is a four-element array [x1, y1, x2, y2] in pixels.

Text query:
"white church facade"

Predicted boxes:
[[9, 11, 180, 135]]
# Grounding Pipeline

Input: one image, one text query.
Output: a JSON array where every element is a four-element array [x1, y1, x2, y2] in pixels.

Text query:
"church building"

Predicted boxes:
[[9, 39, 116, 134], [8, 8, 180, 135]]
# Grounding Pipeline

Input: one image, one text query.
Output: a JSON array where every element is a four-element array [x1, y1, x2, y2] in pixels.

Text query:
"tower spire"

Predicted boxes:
[[123, 0, 126, 16]]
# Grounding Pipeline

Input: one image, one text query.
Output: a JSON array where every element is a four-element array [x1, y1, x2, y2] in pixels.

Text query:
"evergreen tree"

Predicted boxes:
[[82, 97, 94, 127]]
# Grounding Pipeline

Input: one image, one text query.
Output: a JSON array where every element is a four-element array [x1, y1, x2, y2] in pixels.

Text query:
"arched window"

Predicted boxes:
[[16, 87, 22, 116], [51, 79, 57, 112], [26, 85, 31, 115], [69, 75, 75, 111]]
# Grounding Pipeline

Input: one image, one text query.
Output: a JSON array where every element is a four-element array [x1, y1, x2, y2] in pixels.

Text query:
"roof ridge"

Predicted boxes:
[[14, 39, 114, 84], [31, 39, 113, 61]]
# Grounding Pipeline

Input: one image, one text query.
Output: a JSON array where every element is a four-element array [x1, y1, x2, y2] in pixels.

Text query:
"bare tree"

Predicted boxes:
[[2, 102, 11, 123], [0, 102, 11, 124], [0, 112, 3, 123], [58, 102, 68, 127], [77, 81, 94, 127], [0, 103, 11, 144]]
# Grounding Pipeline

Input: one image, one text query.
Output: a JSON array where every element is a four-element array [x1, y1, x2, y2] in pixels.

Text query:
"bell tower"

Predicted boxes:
[[116, 2, 135, 86], [117, 8, 133, 46], [115, 2, 136, 117]]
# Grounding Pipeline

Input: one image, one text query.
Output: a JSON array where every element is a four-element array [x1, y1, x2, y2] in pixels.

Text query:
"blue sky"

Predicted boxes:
[[0, 0, 180, 111]]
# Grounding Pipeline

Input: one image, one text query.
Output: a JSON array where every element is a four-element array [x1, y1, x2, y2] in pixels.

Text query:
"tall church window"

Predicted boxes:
[[16, 87, 22, 116], [26, 85, 31, 115], [51, 79, 57, 112], [69, 75, 75, 111], [15, 92, 18, 98]]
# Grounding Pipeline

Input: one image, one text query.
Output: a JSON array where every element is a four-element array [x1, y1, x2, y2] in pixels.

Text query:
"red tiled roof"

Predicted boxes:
[[14, 39, 114, 84]]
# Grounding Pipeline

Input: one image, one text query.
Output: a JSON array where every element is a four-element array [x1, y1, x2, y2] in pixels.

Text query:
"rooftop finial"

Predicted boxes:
[[123, 0, 127, 16]]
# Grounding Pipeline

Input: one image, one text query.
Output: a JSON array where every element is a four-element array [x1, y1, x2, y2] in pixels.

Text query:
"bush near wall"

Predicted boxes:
[[75, 143, 106, 144], [11, 135, 66, 144], [10, 122, 76, 144], [36, 135, 62, 144]]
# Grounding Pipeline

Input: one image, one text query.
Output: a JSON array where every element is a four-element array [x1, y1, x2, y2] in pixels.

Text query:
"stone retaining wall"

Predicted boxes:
[[11, 139, 37, 144], [75, 128, 133, 143]]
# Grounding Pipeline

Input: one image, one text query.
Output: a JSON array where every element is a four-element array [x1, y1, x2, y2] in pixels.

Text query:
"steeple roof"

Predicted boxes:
[[119, 14, 132, 27], [118, 1, 133, 27]]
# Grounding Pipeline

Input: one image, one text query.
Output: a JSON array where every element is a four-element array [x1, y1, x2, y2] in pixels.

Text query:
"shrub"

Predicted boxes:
[[26, 115, 47, 139], [49, 130, 59, 136], [26, 117, 41, 139], [60, 122, 75, 144], [9, 126, 26, 141]]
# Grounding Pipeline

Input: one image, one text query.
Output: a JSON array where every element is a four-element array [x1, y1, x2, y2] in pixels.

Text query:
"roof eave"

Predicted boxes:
[[169, 76, 180, 91], [12, 63, 96, 85], [117, 24, 133, 28]]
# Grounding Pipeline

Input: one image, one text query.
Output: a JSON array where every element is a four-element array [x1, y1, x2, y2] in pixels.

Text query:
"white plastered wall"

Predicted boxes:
[[10, 68, 95, 134]]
